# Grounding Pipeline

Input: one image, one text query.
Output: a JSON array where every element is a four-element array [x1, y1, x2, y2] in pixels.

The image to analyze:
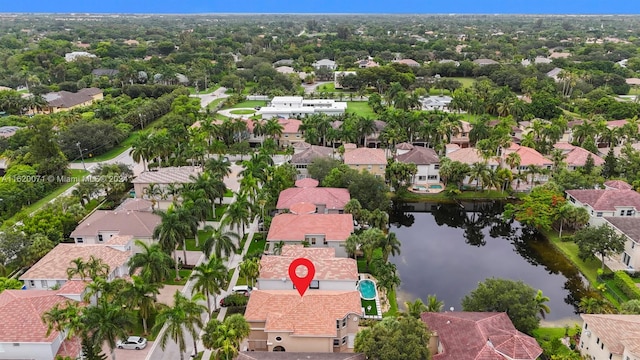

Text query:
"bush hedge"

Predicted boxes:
[[613, 271, 640, 300]]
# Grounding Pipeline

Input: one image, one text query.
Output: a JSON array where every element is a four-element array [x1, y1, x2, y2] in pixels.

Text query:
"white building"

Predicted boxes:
[[64, 51, 97, 62], [420, 96, 453, 112], [258, 96, 347, 119], [566, 185, 640, 225], [395, 144, 441, 186], [604, 217, 640, 271], [579, 314, 640, 360], [312, 59, 337, 70]]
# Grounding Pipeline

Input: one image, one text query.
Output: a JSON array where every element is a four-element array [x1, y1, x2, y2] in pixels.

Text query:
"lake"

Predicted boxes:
[[389, 201, 593, 321]]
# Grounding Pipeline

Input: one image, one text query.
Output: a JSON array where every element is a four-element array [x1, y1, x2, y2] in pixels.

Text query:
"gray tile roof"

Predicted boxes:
[[132, 166, 202, 184], [43, 88, 102, 108], [291, 146, 334, 164], [605, 217, 640, 242], [396, 146, 440, 165], [69, 210, 161, 238]]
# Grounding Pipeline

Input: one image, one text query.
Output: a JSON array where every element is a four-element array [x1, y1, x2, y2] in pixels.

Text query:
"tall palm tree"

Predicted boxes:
[[121, 276, 161, 334], [153, 291, 207, 360], [84, 300, 135, 360], [264, 118, 284, 145], [143, 183, 162, 210], [505, 152, 521, 171], [379, 232, 401, 263], [201, 224, 239, 259], [273, 240, 285, 255], [205, 156, 232, 179], [129, 132, 153, 172], [190, 173, 226, 219], [404, 299, 428, 319], [201, 315, 250, 360], [192, 257, 229, 314], [128, 240, 174, 283], [223, 194, 253, 235], [239, 258, 260, 288], [42, 301, 84, 355], [153, 206, 191, 280], [425, 294, 444, 312], [469, 162, 490, 190]]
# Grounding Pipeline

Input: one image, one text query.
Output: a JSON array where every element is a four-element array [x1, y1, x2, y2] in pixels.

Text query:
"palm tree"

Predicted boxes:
[[579, 297, 607, 314], [201, 224, 240, 259], [192, 257, 229, 314], [264, 118, 284, 145], [345, 234, 361, 259], [128, 240, 174, 283], [425, 294, 444, 312], [153, 206, 191, 280], [223, 194, 253, 235], [84, 300, 135, 360], [273, 240, 285, 255], [505, 152, 521, 171], [143, 183, 162, 210], [239, 258, 260, 288], [205, 156, 232, 178], [379, 232, 402, 263], [121, 275, 160, 334], [534, 289, 551, 319], [202, 315, 251, 360], [404, 299, 428, 319], [42, 301, 84, 355], [153, 291, 207, 360], [129, 132, 153, 172], [469, 162, 490, 190], [189, 172, 226, 221]]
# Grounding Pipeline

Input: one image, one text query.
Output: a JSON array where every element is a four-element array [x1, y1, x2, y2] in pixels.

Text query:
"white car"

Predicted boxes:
[[116, 336, 147, 350]]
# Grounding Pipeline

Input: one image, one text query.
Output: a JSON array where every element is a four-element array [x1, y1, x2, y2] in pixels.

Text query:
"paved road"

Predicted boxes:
[[191, 86, 229, 108]]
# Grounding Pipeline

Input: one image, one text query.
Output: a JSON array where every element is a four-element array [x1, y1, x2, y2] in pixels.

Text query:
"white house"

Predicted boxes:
[[579, 314, 640, 360], [20, 244, 131, 290], [312, 59, 337, 71], [566, 186, 640, 225], [603, 217, 640, 271], [420, 96, 453, 112], [257, 247, 358, 291], [0, 282, 86, 360], [395, 144, 440, 186], [64, 51, 96, 62], [258, 96, 347, 119]]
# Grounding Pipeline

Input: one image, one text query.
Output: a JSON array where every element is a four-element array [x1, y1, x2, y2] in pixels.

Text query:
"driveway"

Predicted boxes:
[[103, 341, 154, 360]]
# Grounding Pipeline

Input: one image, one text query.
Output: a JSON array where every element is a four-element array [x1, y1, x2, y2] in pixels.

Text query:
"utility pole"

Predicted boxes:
[[138, 113, 144, 130], [76, 142, 86, 171]]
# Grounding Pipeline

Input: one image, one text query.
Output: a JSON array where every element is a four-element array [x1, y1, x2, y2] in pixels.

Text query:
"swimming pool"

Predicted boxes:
[[358, 279, 377, 300], [429, 184, 443, 189]]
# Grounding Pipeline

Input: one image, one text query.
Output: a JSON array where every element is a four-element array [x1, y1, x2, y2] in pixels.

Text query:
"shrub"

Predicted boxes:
[[222, 294, 249, 307], [613, 271, 640, 300]]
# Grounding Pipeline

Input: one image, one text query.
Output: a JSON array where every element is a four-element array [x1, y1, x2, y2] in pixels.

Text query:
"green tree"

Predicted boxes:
[[573, 224, 626, 270], [84, 300, 135, 360], [462, 278, 543, 334], [201, 224, 239, 259], [425, 294, 444, 312], [503, 184, 565, 232], [307, 157, 341, 184], [621, 299, 640, 314], [404, 299, 428, 319], [153, 291, 207, 360], [127, 240, 174, 283], [202, 314, 251, 360], [379, 232, 401, 263], [239, 258, 260, 288], [579, 297, 607, 314], [354, 316, 430, 360], [534, 289, 551, 319], [192, 256, 229, 314], [121, 275, 161, 334], [0, 277, 22, 293], [153, 205, 191, 280]]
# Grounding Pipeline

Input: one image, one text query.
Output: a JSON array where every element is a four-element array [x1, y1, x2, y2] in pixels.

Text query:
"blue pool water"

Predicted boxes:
[[358, 279, 377, 300], [428, 184, 443, 189]]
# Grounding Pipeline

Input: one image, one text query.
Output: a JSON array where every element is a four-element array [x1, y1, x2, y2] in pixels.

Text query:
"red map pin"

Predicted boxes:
[[289, 258, 316, 297]]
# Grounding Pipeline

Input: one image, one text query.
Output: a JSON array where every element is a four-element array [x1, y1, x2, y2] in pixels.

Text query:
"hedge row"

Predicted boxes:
[[613, 271, 640, 300]]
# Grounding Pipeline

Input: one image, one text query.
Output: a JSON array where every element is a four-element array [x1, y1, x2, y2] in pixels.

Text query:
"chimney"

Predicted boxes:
[[428, 331, 440, 355]]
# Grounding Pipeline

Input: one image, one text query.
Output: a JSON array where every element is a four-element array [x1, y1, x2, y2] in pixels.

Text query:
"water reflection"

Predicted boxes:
[[389, 201, 591, 320]]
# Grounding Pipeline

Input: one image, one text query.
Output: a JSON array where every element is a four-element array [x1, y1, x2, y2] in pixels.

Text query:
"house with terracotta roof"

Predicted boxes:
[[0, 286, 85, 360], [603, 217, 640, 270], [257, 252, 357, 291], [343, 147, 387, 179], [566, 187, 640, 225], [396, 144, 440, 186], [503, 144, 553, 185], [393, 58, 420, 67], [276, 182, 350, 214], [291, 145, 335, 179], [553, 143, 605, 170], [450, 120, 471, 148], [579, 314, 640, 360], [69, 208, 161, 244], [244, 290, 362, 352], [20, 244, 131, 290], [131, 166, 202, 199], [421, 312, 542, 360], [267, 213, 354, 257]]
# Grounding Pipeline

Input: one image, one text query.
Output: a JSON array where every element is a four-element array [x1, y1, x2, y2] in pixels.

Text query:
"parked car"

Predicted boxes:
[[220, 293, 250, 307], [116, 336, 147, 350], [232, 285, 255, 295]]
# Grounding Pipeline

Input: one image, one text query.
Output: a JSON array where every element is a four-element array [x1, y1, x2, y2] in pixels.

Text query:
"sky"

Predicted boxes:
[[1, 0, 639, 14]]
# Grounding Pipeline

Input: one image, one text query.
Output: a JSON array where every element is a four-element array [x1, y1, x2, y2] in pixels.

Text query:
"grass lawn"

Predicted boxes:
[[246, 234, 266, 258], [237, 234, 249, 254], [396, 189, 513, 202], [362, 299, 378, 316], [206, 97, 227, 110], [227, 268, 235, 283], [450, 77, 475, 88], [129, 310, 159, 340], [188, 84, 220, 94], [629, 87, 640, 95], [163, 269, 192, 285], [230, 109, 256, 115], [224, 189, 234, 197], [213, 204, 228, 221], [347, 102, 376, 118], [3, 169, 90, 226], [177, 238, 200, 252], [545, 231, 603, 285], [603, 278, 629, 303], [225, 100, 267, 109], [235, 276, 248, 286], [533, 327, 580, 358], [80, 132, 141, 163], [383, 289, 399, 317]]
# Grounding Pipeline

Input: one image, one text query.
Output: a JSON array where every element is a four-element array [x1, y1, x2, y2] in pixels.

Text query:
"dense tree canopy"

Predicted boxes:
[[354, 316, 430, 360]]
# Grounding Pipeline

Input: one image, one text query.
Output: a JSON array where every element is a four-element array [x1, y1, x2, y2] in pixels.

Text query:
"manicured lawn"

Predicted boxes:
[[177, 238, 200, 251], [225, 100, 267, 109], [545, 231, 603, 285], [81, 132, 139, 163], [532, 327, 580, 358], [237, 234, 249, 254], [227, 268, 235, 283], [629, 87, 640, 95], [246, 234, 266, 258], [213, 204, 228, 221], [129, 310, 159, 340], [230, 109, 256, 115], [163, 269, 192, 285], [450, 77, 475, 88], [3, 169, 90, 226], [235, 276, 248, 286], [383, 289, 398, 317], [206, 97, 227, 109], [362, 299, 378, 316], [346, 102, 376, 118]]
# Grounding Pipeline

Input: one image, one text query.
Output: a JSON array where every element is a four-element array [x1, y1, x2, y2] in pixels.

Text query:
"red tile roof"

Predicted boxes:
[[276, 187, 350, 211], [566, 189, 640, 211], [245, 290, 362, 336], [56, 280, 89, 295], [343, 148, 387, 165], [605, 180, 633, 190], [295, 178, 319, 188], [259, 255, 358, 281], [267, 213, 354, 242], [289, 202, 317, 214], [421, 312, 542, 360], [505, 144, 552, 166], [553, 143, 604, 167], [280, 245, 336, 258], [0, 290, 76, 343], [279, 118, 302, 134]]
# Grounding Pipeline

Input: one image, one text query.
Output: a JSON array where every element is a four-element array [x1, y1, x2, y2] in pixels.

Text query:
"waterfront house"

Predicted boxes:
[[579, 314, 640, 360]]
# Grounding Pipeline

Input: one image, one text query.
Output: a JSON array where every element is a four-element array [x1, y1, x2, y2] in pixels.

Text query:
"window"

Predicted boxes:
[[597, 338, 600, 344], [98, 234, 103, 242], [623, 253, 631, 266], [418, 176, 426, 181], [323, 238, 328, 245], [342, 318, 347, 328], [368, 165, 372, 170], [310, 280, 319, 289], [596, 212, 603, 217], [627, 210, 634, 216], [570, 197, 576, 203], [76, 238, 83, 243], [336, 320, 340, 330], [29, 280, 35, 287], [41, 280, 48, 288], [379, 165, 383, 170], [310, 238, 316, 245], [434, 164, 440, 170], [601, 343, 604, 350], [427, 175, 438, 180], [333, 339, 340, 347], [620, 210, 626, 216], [342, 336, 347, 345], [275, 336, 282, 342]]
